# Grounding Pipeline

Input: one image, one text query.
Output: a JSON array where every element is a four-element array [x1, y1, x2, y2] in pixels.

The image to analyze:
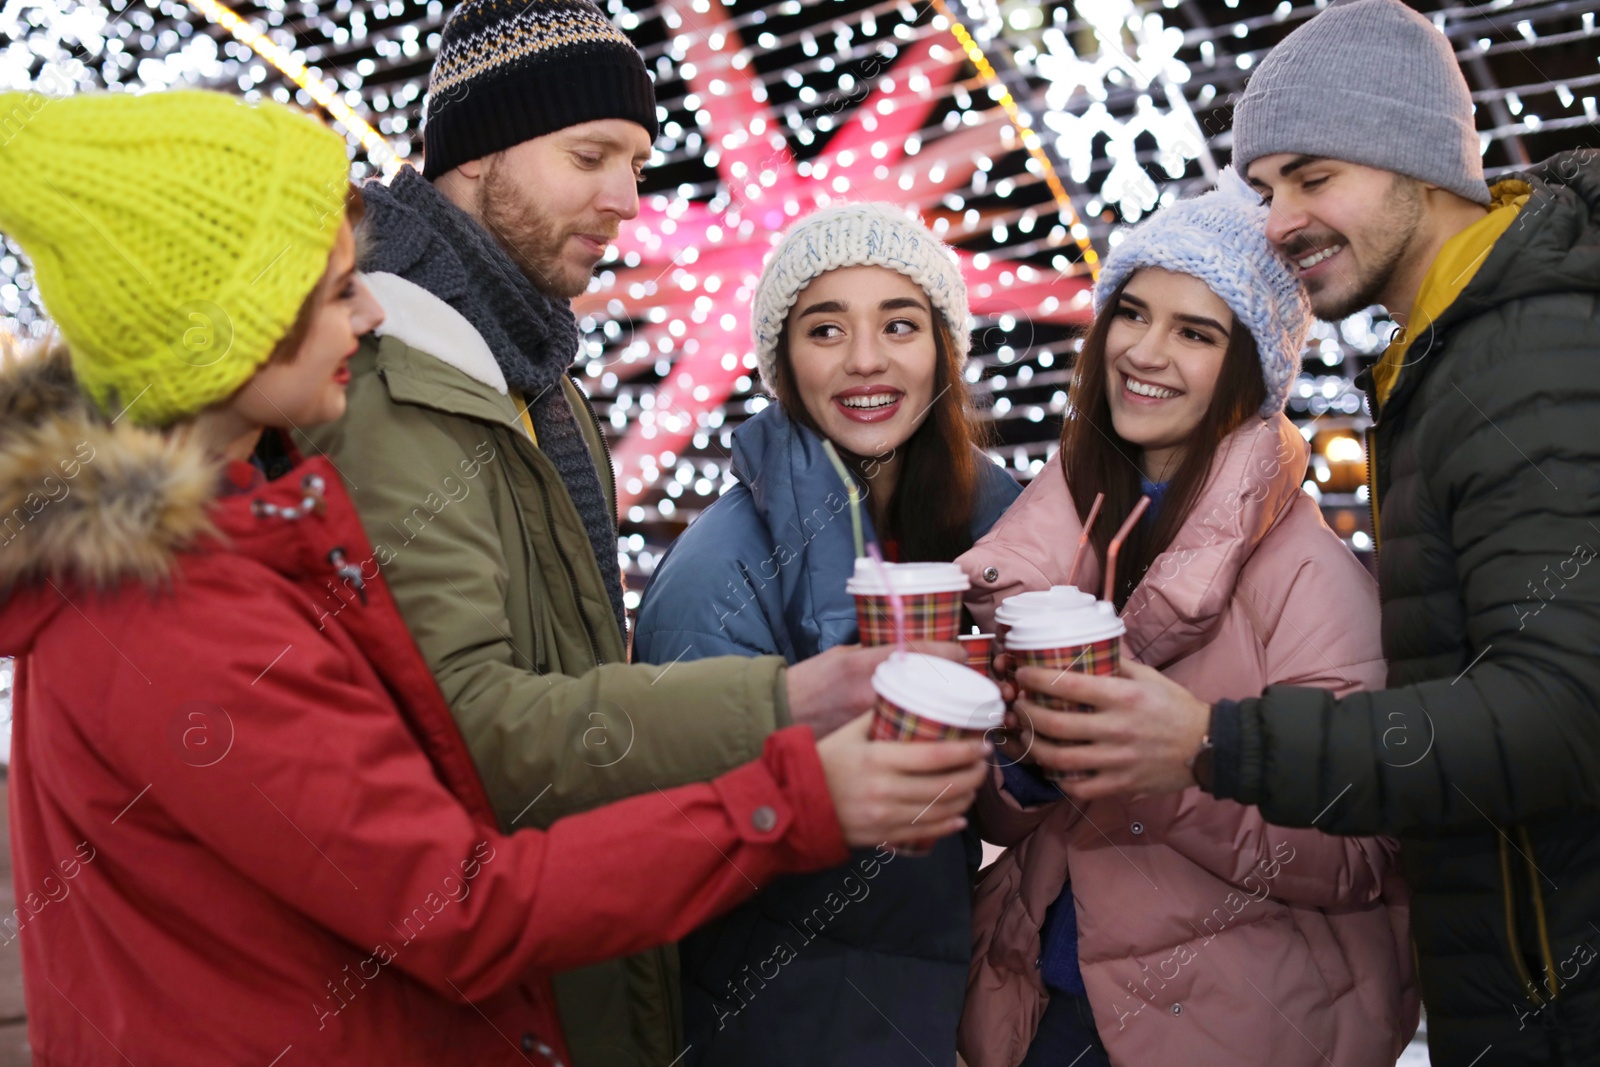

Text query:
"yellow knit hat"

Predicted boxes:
[[0, 89, 351, 426]]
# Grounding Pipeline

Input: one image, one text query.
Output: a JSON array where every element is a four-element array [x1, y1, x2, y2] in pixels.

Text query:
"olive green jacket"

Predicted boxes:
[[300, 271, 792, 1067]]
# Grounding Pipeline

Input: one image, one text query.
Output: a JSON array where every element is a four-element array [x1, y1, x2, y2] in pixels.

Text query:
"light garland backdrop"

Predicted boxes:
[[2, 0, 1598, 618]]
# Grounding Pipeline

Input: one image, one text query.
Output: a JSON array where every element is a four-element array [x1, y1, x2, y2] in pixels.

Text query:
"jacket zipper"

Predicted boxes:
[[1364, 424, 1382, 561], [1498, 833, 1545, 1005], [569, 375, 618, 519], [1517, 825, 1560, 1001], [528, 457, 606, 668], [563, 376, 621, 659]]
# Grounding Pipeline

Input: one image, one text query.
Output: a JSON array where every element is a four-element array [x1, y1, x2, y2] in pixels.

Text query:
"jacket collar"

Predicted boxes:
[[1378, 151, 1600, 421], [364, 271, 508, 395], [1369, 181, 1529, 411], [1072, 415, 1309, 668], [0, 345, 217, 650], [730, 405, 869, 660], [359, 271, 526, 428], [0, 348, 334, 643], [730, 403, 1019, 660]]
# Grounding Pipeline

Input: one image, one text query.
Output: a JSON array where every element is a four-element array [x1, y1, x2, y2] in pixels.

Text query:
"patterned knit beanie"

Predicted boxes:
[[1093, 168, 1311, 417], [1232, 0, 1488, 206], [0, 89, 351, 427], [752, 202, 970, 388], [422, 0, 659, 180]]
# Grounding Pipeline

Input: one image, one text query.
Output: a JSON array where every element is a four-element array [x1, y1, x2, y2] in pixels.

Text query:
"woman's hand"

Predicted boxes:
[[815, 713, 991, 847]]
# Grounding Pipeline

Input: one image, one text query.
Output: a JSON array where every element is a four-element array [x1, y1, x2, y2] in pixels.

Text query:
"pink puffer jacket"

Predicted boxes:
[[956, 415, 1418, 1067]]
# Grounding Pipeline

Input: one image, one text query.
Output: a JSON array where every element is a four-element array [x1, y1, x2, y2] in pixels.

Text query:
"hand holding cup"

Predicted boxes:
[[864, 650, 1005, 853], [815, 712, 991, 848], [1003, 598, 1125, 782], [786, 641, 967, 738], [1012, 660, 1211, 799]]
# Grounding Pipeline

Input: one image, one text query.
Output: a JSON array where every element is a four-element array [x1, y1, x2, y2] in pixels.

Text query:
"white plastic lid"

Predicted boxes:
[[871, 652, 1004, 731], [846, 559, 970, 596], [1004, 601, 1125, 649], [994, 585, 1096, 626]]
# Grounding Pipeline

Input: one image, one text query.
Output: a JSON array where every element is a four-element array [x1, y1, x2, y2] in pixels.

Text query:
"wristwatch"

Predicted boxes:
[[1186, 734, 1214, 791]]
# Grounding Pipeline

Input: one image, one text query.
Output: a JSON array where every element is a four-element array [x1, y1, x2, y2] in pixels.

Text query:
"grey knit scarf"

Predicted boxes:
[[358, 168, 627, 638]]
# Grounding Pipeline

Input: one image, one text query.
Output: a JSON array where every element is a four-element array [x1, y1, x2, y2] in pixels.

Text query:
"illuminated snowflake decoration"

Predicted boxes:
[[1031, 0, 1212, 222]]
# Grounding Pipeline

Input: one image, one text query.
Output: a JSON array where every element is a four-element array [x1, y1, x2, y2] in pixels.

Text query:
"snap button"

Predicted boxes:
[[1130, 821, 1144, 835], [752, 805, 778, 833], [521, 1033, 536, 1053], [983, 567, 999, 582], [1170, 1003, 1182, 1016]]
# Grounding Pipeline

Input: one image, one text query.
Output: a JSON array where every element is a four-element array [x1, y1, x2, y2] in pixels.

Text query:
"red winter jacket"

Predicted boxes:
[[0, 351, 848, 1065]]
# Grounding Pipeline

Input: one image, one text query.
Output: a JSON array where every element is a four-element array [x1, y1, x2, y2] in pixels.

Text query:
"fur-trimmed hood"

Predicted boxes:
[[0, 342, 217, 599]]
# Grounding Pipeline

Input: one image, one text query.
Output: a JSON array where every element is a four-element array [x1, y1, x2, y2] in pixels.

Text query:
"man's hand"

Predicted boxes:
[[1012, 661, 1211, 799], [785, 641, 967, 738]]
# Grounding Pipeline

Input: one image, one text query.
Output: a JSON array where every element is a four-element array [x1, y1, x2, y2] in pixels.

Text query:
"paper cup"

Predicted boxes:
[[1005, 603, 1126, 783], [847, 560, 970, 646], [993, 585, 1097, 646], [958, 633, 997, 678], [869, 651, 1002, 854]]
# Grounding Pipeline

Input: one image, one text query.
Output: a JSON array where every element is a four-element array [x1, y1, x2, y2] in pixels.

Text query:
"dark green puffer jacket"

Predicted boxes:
[[1215, 150, 1600, 1066]]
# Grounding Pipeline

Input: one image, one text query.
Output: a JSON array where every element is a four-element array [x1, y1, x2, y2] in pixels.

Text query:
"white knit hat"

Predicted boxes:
[[752, 202, 970, 388], [1093, 167, 1311, 417]]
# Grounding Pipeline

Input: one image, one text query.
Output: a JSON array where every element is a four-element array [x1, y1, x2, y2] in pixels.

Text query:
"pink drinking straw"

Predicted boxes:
[[1103, 496, 1151, 605], [865, 543, 907, 654], [1064, 492, 1106, 588]]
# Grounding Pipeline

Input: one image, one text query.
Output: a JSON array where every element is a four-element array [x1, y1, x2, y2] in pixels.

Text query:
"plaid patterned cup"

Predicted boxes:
[[1010, 636, 1122, 783], [870, 693, 990, 855], [854, 589, 965, 646], [958, 633, 997, 678]]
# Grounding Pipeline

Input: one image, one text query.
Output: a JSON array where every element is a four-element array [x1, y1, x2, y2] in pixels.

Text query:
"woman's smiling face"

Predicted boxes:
[[785, 265, 939, 458], [1103, 267, 1236, 480]]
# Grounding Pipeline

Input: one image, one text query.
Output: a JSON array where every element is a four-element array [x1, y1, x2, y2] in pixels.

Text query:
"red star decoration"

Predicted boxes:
[[573, 1, 1094, 510]]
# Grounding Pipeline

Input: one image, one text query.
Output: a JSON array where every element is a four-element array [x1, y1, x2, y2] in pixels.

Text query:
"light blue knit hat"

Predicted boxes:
[[1092, 167, 1311, 417]]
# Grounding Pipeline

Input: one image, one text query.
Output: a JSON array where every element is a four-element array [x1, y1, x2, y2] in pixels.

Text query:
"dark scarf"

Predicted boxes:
[[358, 168, 627, 638]]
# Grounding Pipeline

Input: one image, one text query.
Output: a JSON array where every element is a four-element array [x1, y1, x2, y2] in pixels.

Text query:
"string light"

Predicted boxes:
[[0, 0, 1593, 551], [180, 0, 405, 175], [929, 0, 1099, 277]]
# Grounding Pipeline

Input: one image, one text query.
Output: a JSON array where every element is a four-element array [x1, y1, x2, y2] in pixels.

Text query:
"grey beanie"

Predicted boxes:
[[1231, 0, 1490, 206]]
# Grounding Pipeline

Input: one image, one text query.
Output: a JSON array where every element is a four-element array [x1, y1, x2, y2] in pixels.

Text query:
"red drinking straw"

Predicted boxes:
[[1103, 496, 1152, 605], [1064, 492, 1106, 588], [865, 543, 906, 654]]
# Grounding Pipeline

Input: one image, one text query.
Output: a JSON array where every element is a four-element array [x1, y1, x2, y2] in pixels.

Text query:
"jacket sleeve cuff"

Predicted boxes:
[[999, 761, 1062, 807], [711, 726, 849, 868], [1209, 700, 1242, 800], [770, 661, 792, 729], [1209, 697, 1266, 804]]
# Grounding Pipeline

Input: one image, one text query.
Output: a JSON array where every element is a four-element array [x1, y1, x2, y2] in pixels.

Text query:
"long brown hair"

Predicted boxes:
[[771, 307, 991, 562], [1062, 279, 1267, 609]]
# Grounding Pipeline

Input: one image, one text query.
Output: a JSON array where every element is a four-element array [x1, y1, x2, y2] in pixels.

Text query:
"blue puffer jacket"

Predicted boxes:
[[635, 403, 1021, 1067]]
